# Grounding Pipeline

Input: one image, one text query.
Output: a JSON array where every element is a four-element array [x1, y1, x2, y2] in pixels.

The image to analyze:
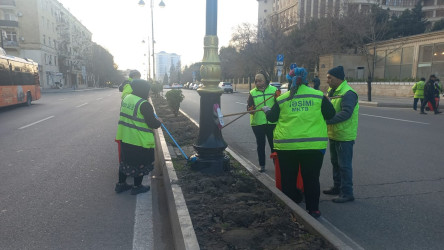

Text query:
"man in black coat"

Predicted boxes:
[[421, 74, 442, 114]]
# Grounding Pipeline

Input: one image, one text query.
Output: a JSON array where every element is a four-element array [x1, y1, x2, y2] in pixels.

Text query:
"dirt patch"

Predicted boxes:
[[152, 96, 333, 249]]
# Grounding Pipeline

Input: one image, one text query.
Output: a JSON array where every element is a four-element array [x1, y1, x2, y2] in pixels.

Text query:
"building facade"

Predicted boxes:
[[155, 51, 181, 82], [0, 0, 92, 89], [318, 30, 444, 96], [257, 0, 444, 30]]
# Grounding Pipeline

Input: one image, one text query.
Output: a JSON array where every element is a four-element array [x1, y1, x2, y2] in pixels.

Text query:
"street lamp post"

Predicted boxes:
[[142, 39, 151, 80], [138, 0, 165, 82], [192, 0, 229, 174]]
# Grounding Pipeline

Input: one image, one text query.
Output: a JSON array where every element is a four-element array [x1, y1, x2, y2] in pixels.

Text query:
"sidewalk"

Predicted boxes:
[[40, 87, 108, 93], [359, 95, 444, 108]]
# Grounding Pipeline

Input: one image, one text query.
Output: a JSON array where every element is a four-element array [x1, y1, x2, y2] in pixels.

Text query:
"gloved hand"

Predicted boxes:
[[262, 106, 271, 113]]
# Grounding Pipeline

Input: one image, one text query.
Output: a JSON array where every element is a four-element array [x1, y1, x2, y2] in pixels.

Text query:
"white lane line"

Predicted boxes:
[[132, 177, 153, 250], [58, 98, 65, 101], [96, 97, 103, 100], [361, 113, 429, 125], [236, 102, 247, 105], [18, 116, 55, 130], [76, 102, 88, 108]]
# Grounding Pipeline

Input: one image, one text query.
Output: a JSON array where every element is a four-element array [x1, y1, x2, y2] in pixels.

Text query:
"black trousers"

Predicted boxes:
[[251, 124, 276, 166], [413, 98, 423, 110], [421, 96, 438, 113], [277, 149, 324, 212]]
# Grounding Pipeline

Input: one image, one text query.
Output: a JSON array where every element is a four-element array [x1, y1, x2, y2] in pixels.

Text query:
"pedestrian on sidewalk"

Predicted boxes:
[[262, 67, 335, 218], [312, 75, 321, 90], [412, 77, 425, 111], [421, 74, 442, 114], [247, 70, 278, 172], [115, 79, 162, 195], [323, 66, 359, 203]]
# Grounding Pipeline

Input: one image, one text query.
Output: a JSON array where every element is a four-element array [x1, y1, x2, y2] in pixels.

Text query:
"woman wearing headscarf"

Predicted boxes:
[[246, 71, 279, 172], [262, 67, 336, 218], [115, 79, 162, 195]]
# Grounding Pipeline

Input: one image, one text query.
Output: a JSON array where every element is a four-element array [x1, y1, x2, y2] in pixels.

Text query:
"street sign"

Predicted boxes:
[[276, 61, 284, 66], [276, 54, 284, 62]]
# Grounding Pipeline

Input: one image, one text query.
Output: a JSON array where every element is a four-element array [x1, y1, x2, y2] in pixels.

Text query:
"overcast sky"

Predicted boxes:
[[57, 0, 258, 77]]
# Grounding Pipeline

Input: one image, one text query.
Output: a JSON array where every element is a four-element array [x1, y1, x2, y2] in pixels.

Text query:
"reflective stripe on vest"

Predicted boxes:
[[327, 80, 359, 141], [250, 85, 277, 126], [273, 85, 328, 150], [116, 94, 155, 148]]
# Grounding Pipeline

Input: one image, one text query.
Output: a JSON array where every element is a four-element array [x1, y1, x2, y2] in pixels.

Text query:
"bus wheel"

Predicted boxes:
[[26, 93, 32, 106]]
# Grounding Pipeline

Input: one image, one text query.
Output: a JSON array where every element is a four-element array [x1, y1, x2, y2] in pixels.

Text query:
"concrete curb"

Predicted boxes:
[[152, 102, 200, 250]]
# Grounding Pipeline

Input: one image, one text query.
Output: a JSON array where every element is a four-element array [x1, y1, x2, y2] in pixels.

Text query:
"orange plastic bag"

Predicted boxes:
[[270, 152, 304, 192]]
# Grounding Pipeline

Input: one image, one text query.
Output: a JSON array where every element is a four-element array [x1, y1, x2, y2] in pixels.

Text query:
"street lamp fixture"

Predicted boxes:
[[138, 0, 165, 82]]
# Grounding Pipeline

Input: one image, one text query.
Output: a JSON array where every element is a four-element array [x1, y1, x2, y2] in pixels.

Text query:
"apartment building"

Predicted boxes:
[[0, 0, 92, 89], [257, 0, 444, 30], [155, 51, 181, 82]]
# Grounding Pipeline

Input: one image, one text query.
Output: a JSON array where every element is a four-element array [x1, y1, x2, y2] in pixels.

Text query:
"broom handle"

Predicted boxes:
[[222, 95, 275, 128], [222, 94, 275, 117]]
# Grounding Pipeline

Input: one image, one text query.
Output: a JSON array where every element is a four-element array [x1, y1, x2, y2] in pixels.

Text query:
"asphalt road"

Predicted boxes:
[[0, 89, 172, 250], [179, 88, 444, 250]]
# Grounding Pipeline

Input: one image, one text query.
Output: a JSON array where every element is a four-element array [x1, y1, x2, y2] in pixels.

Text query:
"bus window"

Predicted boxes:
[[0, 58, 10, 85]]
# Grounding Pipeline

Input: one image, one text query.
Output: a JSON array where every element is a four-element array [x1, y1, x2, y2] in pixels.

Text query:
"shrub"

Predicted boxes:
[[165, 89, 184, 117], [151, 83, 163, 98]]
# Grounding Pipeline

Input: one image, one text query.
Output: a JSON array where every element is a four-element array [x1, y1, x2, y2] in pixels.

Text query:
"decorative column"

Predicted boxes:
[[192, 0, 229, 174]]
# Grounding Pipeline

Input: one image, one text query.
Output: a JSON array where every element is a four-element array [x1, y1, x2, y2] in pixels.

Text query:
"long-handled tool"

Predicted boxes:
[[215, 95, 276, 129], [154, 113, 189, 161]]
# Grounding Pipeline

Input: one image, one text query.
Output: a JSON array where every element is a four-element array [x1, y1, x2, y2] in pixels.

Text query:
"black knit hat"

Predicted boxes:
[[131, 79, 151, 99], [328, 66, 345, 80]]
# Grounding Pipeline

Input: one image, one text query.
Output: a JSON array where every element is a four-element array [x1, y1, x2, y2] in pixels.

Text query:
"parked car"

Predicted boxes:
[[219, 82, 233, 93], [270, 82, 281, 90]]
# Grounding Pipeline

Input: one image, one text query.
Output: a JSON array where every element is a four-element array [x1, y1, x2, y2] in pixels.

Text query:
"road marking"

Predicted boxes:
[[58, 98, 65, 101], [133, 177, 153, 250], [236, 102, 247, 105], [361, 113, 429, 125], [76, 102, 88, 108], [18, 116, 55, 130], [96, 97, 103, 100]]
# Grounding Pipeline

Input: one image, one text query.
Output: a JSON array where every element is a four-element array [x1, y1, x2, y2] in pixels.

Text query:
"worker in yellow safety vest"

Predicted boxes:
[[247, 71, 279, 172], [262, 67, 336, 219], [115, 79, 162, 195], [323, 66, 359, 203]]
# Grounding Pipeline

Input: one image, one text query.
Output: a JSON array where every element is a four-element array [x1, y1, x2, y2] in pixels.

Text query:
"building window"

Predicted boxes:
[[5, 31, 17, 42], [44, 53, 47, 64], [43, 35, 46, 45]]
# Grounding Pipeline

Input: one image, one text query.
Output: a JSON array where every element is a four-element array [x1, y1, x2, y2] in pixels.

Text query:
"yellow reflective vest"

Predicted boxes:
[[116, 94, 155, 149], [273, 85, 328, 150], [327, 80, 359, 141], [412, 80, 425, 98], [250, 85, 277, 126]]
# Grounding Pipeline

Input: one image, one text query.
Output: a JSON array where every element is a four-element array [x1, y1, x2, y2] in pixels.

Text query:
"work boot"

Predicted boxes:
[[435, 111, 442, 114], [308, 210, 321, 219], [323, 187, 340, 195], [259, 165, 265, 172], [130, 185, 150, 195], [115, 182, 132, 193], [420, 112, 427, 114], [332, 195, 355, 203]]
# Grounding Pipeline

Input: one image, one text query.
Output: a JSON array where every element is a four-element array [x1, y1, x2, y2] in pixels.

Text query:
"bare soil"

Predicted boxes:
[[152, 96, 333, 250]]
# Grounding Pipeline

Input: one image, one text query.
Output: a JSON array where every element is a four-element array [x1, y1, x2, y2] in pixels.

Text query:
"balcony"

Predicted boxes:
[[0, 0, 15, 7], [0, 20, 18, 27], [3, 40, 18, 48]]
